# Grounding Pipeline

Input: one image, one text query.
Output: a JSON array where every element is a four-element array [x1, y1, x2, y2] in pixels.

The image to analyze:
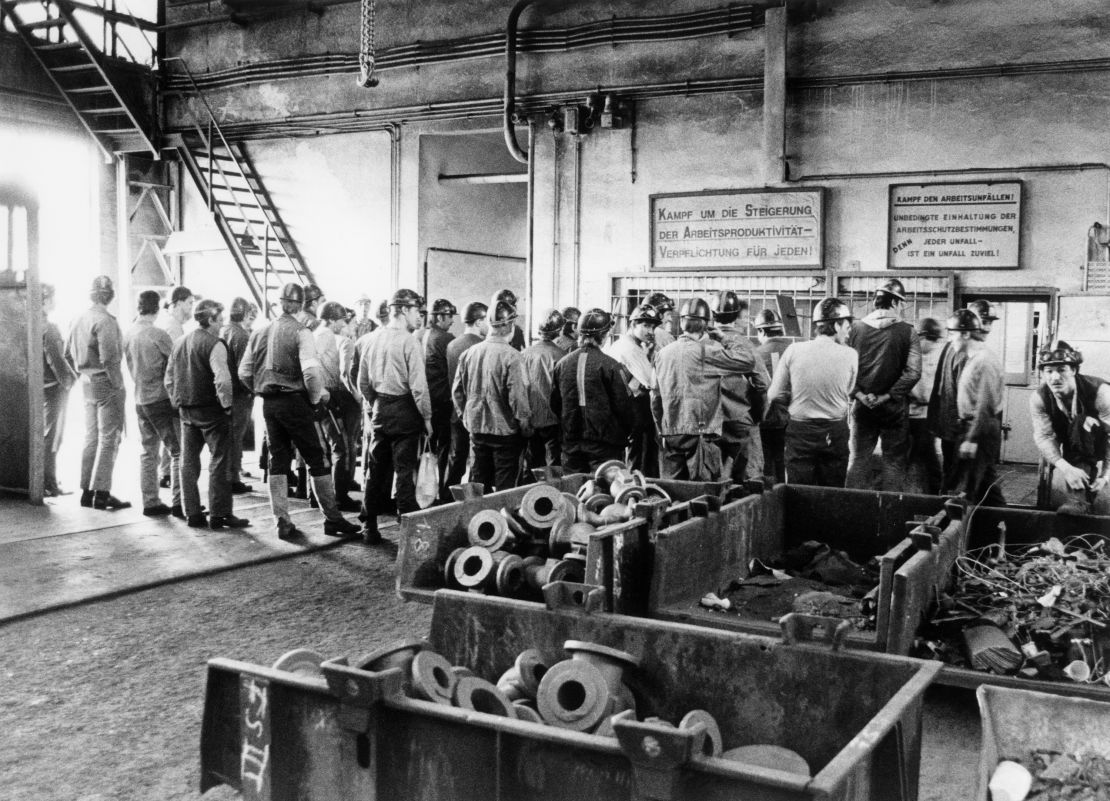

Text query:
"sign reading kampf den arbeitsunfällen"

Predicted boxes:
[[888, 181, 1022, 270], [650, 188, 824, 271]]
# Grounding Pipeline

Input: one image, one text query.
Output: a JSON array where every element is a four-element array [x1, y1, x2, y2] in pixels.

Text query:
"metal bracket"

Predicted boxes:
[[906, 523, 941, 550], [943, 497, 967, 521], [779, 612, 851, 651], [688, 494, 721, 518], [530, 466, 565, 482], [542, 580, 607, 613], [448, 482, 484, 501], [613, 717, 706, 801], [320, 657, 405, 734]]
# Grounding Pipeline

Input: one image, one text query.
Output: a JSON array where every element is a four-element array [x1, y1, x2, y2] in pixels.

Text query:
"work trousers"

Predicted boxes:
[[471, 432, 525, 493], [719, 422, 753, 485], [785, 417, 849, 488], [227, 394, 254, 482], [524, 424, 561, 479], [80, 376, 125, 492], [363, 394, 422, 528], [431, 404, 454, 502], [262, 393, 330, 477], [907, 418, 942, 495], [760, 425, 787, 485], [563, 440, 625, 475], [627, 395, 659, 477], [136, 399, 181, 508], [1046, 459, 1108, 515], [846, 401, 910, 491], [443, 417, 471, 495], [179, 405, 232, 518], [321, 388, 360, 501], [952, 417, 1006, 508], [43, 383, 69, 492], [660, 434, 723, 482]]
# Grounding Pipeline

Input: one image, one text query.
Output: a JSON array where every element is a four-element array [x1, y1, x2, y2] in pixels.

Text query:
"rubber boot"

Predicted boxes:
[[269, 475, 300, 540], [311, 474, 359, 538]]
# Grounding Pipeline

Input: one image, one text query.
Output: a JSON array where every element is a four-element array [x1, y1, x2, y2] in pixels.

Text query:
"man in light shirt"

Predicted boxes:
[[605, 303, 661, 476], [907, 317, 943, 494], [315, 301, 361, 512], [949, 309, 1005, 507]]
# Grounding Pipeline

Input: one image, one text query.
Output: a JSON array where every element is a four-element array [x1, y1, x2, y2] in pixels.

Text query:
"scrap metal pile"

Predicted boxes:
[[990, 752, 1110, 801], [918, 534, 1110, 684]]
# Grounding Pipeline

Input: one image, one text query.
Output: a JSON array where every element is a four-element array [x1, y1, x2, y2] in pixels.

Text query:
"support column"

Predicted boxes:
[[762, 6, 787, 186]]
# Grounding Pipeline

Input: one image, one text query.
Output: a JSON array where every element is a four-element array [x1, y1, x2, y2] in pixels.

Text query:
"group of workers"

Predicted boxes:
[[42, 272, 1109, 545]]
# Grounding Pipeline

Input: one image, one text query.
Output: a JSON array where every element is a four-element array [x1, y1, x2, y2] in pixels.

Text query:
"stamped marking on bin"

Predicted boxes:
[[239, 676, 271, 799]]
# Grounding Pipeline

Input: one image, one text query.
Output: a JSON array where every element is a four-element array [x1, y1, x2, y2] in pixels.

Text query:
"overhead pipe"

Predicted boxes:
[[504, 0, 535, 163]]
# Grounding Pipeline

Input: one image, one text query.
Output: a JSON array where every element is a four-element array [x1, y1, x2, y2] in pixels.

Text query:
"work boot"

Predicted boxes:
[[230, 481, 253, 494], [361, 525, 382, 546], [93, 491, 132, 510], [324, 517, 360, 538], [276, 517, 301, 542], [311, 475, 359, 537], [143, 502, 172, 517], [159, 475, 171, 489], [170, 503, 205, 519], [80, 489, 94, 508], [186, 513, 208, 528], [210, 514, 251, 530]]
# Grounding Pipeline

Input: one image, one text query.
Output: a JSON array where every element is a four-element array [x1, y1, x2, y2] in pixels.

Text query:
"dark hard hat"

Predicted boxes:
[[90, 275, 114, 293], [813, 297, 854, 325], [946, 308, 982, 332], [537, 307, 565, 335], [754, 308, 784, 330], [463, 301, 488, 325], [137, 290, 161, 316], [878, 278, 907, 301], [709, 290, 743, 319], [915, 317, 943, 341], [645, 292, 674, 313], [377, 300, 390, 317], [679, 297, 711, 321], [491, 299, 518, 326], [303, 284, 323, 303], [280, 283, 304, 304], [967, 299, 999, 322], [390, 288, 424, 308], [560, 306, 581, 322], [1038, 340, 1083, 370], [431, 298, 457, 316], [495, 288, 518, 306], [229, 296, 250, 319], [629, 303, 662, 327], [578, 308, 613, 336], [194, 298, 223, 323], [320, 301, 347, 321]]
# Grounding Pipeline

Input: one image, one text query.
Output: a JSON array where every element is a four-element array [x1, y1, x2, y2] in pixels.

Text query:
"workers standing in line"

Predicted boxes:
[[357, 289, 433, 543], [166, 300, 250, 530], [554, 307, 581, 352], [949, 308, 1006, 506], [495, 288, 527, 351], [652, 298, 757, 481], [646, 292, 676, 351], [42, 283, 77, 497], [240, 283, 360, 541], [1029, 341, 1110, 515], [442, 302, 489, 494], [552, 309, 635, 473], [907, 318, 944, 495], [845, 279, 921, 491], [297, 285, 325, 331], [352, 294, 378, 340], [315, 302, 362, 512], [423, 299, 457, 502], [453, 299, 532, 491], [710, 291, 770, 484], [520, 309, 567, 475], [220, 297, 254, 494], [767, 298, 858, 488], [754, 309, 791, 484], [124, 290, 181, 518], [67, 275, 130, 510], [604, 303, 662, 476]]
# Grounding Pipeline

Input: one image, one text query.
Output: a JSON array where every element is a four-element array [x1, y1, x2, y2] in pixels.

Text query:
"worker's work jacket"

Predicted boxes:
[[240, 314, 327, 404], [423, 326, 455, 415], [67, 304, 124, 389], [520, 339, 566, 429], [651, 332, 755, 437], [551, 341, 635, 447], [715, 325, 770, 429], [1031, 374, 1110, 469], [453, 337, 531, 436], [166, 326, 232, 409], [356, 325, 431, 423]]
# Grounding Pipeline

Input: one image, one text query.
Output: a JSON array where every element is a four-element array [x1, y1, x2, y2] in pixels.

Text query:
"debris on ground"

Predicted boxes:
[[1001, 750, 1110, 799]]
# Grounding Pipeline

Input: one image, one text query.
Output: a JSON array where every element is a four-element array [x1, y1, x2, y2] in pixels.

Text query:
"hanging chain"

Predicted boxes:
[[357, 0, 378, 87]]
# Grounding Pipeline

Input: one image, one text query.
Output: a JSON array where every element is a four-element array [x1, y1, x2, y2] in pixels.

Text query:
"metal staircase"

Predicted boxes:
[[0, 0, 158, 158]]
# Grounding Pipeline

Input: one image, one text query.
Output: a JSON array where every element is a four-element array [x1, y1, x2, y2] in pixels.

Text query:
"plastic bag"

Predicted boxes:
[[415, 439, 439, 509]]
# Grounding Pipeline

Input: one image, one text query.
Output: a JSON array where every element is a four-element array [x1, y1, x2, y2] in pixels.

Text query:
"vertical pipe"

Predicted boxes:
[[572, 134, 581, 306], [551, 132, 561, 304], [389, 123, 401, 288], [762, 6, 787, 185], [116, 154, 131, 321], [25, 194, 44, 504], [525, 120, 535, 334]]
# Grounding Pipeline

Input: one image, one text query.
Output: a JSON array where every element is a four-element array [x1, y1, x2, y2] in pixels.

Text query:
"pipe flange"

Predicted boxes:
[[453, 546, 495, 589], [521, 556, 547, 591], [450, 666, 474, 679], [500, 506, 528, 537], [614, 486, 646, 506], [454, 675, 518, 719], [594, 459, 628, 491], [630, 469, 648, 488], [561, 493, 580, 522], [548, 517, 572, 558], [496, 672, 527, 702], [467, 509, 510, 550], [519, 484, 564, 530], [643, 484, 673, 504], [411, 651, 458, 705], [583, 493, 614, 514], [681, 709, 723, 757], [575, 480, 597, 501], [512, 701, 544, 724], [536, 659, 612, 731], [443, 547, 467, 589], [567, 522, 595, 552], [564, 641, 641, 671], [493, 552, 525, 596], [271, 648, 324, 678], [549, 557, 585, 584], [514, 649, 550, 699]]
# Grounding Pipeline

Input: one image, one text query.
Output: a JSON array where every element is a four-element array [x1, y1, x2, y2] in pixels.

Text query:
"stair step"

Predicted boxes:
[[80, 106, 128, 115], [212, 184, 266, 196], [21, 17, 66, 31], [66, 85, 113, 94], [93, 127, 141, 134], [34, 41, 82, 52], [52, 63, 98, 73]]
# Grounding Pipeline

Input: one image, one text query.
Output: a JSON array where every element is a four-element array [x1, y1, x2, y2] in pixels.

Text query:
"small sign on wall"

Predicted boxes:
[[888, 181, 1021, 270], [650, 188, 824, 272]]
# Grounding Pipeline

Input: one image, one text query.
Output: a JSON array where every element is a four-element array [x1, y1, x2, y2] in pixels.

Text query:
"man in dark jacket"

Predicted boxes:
[[423, 298, 457, 501], [552, 309, 636, 473], [754, 308, 791, 483], [220, 296, 254, 493], [845, 278, 921, 490], [520, 308, 567, 474]]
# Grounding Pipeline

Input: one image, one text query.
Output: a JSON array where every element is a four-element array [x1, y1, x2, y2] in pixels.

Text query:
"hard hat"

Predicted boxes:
[[355, 293, 372, 304], [320, 301, 347, 321], [812, 297, 854, 325], [709, 290, 743, 320], [303, 284, 323, 304], [967, 299, 999, 322], [629, 303, 662, 327], [1037, 340, 1083, 370], [431, 298, 457, 316], [537, 307, 565, 336], [753, 308, 784, 330], [90, 275, 114, 293], [945, 309, 982, 332], [390, 288, 424, 308], [578, 308, 613, 336], [463, 301, 488, 325], [645, 292, 674, 313], [877, 278, 907, 301], [560, 306, 581, 322], [137, 290, 161, 316], [915, 317, 943, 341], [229, 296, 250, 320], [495, 288, 518, 306], [679, 297, 711, 321], [280, 283, 305, 304], [193, 298, 224, 324], [377, 300, 390, 318], [490, 299, 518, 327]]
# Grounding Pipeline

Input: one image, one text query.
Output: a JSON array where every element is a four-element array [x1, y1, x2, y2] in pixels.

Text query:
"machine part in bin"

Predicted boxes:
[[643, 716, 676, 727], [271, 648, 325, 678], [548, 518, 571, 558], [453, 546, 495, 590], [519, 484, 565, 530], [681, 709, 723, 757], [443, 547, 466, 589], [500, 507, 529, 538], [496, 672, 527, 702], [584, 493, 615, 514], [411, 650, 458, 705], [614, 485, 646, 506], [493, 551, 525, 596], [599, 503, 632, 523], [467, 509, 510, 550], [555, 557, 586, 585], [575, 479, 596, 501], [521, 556, 546, 589], [550, 521, 594, 557], [357, 639, 429, 694], [568, 522, 595, 552], [643, 483, 672, 504], [536, 658, 613, 731], [564, 640, 641, 698], [512, 701, 544, 724], [595, 459, 629, 491], [720, 744, 812, 776], [453, 675, 518, 719], [561, 492, 581, 519], [450, 665, 474, 679], [515, 648, 550, 698], [524, 557, 584, 590], [595, 708, 636, 738]]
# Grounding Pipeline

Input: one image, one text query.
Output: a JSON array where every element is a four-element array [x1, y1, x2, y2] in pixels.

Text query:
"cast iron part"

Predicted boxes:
[[519, 484, 565, 530], [492, 550, 525, 596], [512, 701, 544, 724], [680, 709, 723, 757], [467, 509, 510, 550], [453, 546, 495, 590], [357, 639, 429, 694], [454, 675, 518, 719], [564, 640, 641, 698], [271, 648, 325, 678], [443, 547, 466, 589], [411, 650, 458, 705], [536, 658, 612, 731]]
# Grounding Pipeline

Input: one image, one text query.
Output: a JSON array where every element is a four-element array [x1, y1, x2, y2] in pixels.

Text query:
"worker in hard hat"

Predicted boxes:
[[554, 306, 581, 353], [352, 293, 378, 340], [1030, 341, 1110, 515], [314, 301, 362, 512], [494, 288, 527, 351], [297, 284, 325, 331], [652, 297, 758, 481], [422, 298, 457, 501], [239, 282, 360, 541], [552, 308, 636, 473], [520, 308, 567, 475], [453, 298, 532, 491], [220, 296, 255, 494], [442, 301, 490, 493], [604, 303, 662, 476], [767, 298, 858, 488], [845, 278, 921, 491], [907, 317, 944, 494], [754, 308, 791, 484], [645, 291, 676, 351]]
